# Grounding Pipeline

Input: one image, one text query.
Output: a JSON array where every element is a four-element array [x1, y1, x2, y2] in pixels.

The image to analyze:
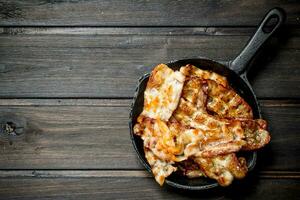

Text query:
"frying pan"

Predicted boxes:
[[129, 8, 285, 190]]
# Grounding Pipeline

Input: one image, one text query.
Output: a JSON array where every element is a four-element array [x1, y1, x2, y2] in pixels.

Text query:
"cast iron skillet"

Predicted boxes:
[[129, 8, 285, 190]]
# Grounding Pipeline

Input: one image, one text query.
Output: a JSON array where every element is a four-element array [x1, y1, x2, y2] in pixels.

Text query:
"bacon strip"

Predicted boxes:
[[141, 64, 185, 121], [180, 64, 228, 87], [194, 154, 248, 186], [144, 148, 177, 186], [206, 79, 253, 119]]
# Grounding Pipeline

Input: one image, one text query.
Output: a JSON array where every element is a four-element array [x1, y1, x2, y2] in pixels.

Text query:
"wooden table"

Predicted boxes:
[[0, 1, 299, 199]]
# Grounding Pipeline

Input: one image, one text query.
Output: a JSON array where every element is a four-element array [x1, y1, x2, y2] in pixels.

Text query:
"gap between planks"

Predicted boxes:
[[0, 170, 298, 179], [0, 27, 251, 36], [0, 27, 299, 36], [0, 99, 299, 107]]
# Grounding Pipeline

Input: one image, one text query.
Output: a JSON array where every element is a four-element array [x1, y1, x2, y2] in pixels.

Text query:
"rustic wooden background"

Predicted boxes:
[[0, 0, 299, 199]]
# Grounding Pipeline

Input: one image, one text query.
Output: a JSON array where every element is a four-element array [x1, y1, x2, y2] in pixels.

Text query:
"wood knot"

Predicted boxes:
[[0, 114, 27, 143]]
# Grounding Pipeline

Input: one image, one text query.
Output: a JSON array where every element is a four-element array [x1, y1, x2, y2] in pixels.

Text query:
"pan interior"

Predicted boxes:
[[130, 58, 260, 190]]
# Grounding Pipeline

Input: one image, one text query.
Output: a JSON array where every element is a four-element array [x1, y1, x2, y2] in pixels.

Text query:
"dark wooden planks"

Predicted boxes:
[[258, 100, 300, 171], [2, 26, 300, 36], [0, 170, 299, 178], [0, 99, 298, 171], [0, 175, 298, 200], [0, 170, 151, 178], [0, 0, 299, 26], [0, 27, 299, 98], [0, 101, 141, 169]]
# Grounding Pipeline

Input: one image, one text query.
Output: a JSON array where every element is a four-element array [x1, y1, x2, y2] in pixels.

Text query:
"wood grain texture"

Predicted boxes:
[[0, 170, 151, 178], [0, 0, 299, 26], [0, 101, 139, 169], [0, 170, 299, 178], [0, 1, 298, 198], [0, 176, 298, 200], [0, 99, 298, 171], [0, 27, 299, 98]]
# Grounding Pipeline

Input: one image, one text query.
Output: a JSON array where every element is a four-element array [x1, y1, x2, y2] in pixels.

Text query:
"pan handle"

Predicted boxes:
[[229, 8, 285, 75]]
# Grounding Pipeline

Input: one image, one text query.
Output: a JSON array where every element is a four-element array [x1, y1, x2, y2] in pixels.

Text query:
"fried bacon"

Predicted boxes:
[[177, 159, 205, 178], [135, 116, 244, 160], [173, 77, 270, 151], [133, 64, 270, 187], [144, 148, 177, 186], [241, 119, 271, 150], [134, 115, 268, 185], [141, 64, 185, 121], [180, 65, 253, 119], [173, 99, 246, 157], [194, 154, 247, 186], [206, 79, 253, 119], [180, 64, 228, 87]]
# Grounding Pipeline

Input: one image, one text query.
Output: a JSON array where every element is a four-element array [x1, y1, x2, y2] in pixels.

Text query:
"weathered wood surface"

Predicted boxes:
[[0, 27, 299, 98], [0, 0, 299, 26], [0, 170, 299, 178], [0, 99, 298, 171], [0, 1, 299, 198], [0, 176, 298, 200]]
